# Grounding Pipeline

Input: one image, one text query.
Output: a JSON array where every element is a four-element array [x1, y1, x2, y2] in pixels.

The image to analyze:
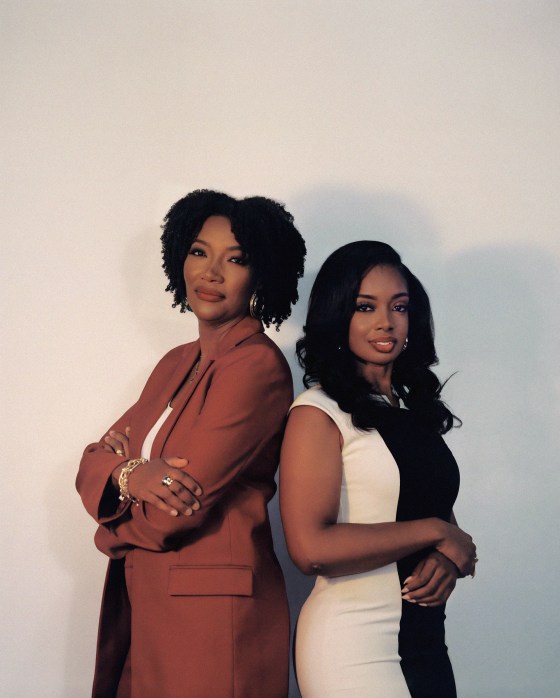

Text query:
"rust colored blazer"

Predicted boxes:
[[76, 317, 291, 698]]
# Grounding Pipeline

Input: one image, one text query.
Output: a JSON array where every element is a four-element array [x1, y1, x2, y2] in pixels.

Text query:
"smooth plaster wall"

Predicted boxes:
[[2, 1, 559, 696]]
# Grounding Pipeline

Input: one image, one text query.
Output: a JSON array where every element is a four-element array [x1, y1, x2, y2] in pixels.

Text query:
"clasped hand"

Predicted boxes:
[[401, 519, 477, 606], [435, 520, 477, 578], [401, 551, 459, 607], [104, 428, 202, 517]]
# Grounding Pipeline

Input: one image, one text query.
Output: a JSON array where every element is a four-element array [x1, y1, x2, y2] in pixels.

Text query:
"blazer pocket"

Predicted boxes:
[[168, 565, 254, 597]]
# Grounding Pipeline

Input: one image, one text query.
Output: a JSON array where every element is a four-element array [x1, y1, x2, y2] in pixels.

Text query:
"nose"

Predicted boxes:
[[376, 309, 394, 331], [201, 257, 223, 283]]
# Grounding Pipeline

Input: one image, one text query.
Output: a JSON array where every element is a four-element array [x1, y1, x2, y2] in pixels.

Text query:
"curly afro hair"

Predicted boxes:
[[161, 189, 306, 329]]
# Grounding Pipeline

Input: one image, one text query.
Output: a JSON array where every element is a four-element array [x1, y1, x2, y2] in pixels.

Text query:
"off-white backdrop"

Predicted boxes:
[[2, 1, 559, 696]]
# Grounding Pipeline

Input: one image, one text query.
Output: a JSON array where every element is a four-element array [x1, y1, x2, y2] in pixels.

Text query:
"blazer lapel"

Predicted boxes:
[[128, 341, 201, 458], [133, 316, 264, 459], [150, 356, 214, 458]]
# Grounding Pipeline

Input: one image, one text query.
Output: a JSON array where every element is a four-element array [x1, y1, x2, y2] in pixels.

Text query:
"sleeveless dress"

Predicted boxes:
[[291, 386, 460, 698]]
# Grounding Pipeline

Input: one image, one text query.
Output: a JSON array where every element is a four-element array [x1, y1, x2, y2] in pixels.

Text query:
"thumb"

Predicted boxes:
[[165, 457, 189, 469]]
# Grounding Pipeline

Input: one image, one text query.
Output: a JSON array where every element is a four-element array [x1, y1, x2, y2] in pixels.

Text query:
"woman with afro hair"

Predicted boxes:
[[280, 241, 476, 697], [77, 190, 306, 698]]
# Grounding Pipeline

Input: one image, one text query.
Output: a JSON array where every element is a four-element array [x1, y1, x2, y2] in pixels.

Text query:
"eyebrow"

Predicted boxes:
[[192, 237, 244, 252], [356, 292, 409, 301]]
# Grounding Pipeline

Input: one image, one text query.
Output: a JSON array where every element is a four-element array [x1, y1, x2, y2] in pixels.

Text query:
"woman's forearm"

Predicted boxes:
[[287, 517, 446, 577]]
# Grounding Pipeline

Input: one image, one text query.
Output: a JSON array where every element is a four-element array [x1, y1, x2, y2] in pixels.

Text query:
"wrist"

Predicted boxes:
[[117, 458, 148, 505], [427, 517, 447, 547], [111, 464, 125, 489]]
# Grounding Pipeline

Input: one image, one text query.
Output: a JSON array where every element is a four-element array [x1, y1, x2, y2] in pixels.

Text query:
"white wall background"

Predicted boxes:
[[2, 1, 559, 696]]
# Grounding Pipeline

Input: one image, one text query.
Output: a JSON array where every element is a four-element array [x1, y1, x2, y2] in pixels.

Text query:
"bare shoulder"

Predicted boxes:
[[288, 403, 339, 433], [288, 387, 345, 448], [280, 400, 344, 547], [283, 403, 343, 456]]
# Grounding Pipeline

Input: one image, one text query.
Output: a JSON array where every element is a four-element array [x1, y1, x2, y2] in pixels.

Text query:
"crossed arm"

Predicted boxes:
[[279, 405, 476, 606], [77, 343, 292, 557]]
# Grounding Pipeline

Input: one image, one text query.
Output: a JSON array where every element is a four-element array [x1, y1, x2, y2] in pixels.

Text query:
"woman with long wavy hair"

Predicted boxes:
[[280, 241, 476, 698]]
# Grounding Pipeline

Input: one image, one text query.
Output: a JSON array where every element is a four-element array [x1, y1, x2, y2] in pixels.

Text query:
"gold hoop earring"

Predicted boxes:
[[249, 292, 260, 319]]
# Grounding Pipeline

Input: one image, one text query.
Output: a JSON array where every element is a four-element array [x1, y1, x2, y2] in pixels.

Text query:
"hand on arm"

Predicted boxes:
[[77, 405, 137, 522], [401, 551, 459, 606], [437, 509, 478, 578], [401, 511, 477, 606], [103, 427, 131, 458], [120, 457, 202, 517], [104, 428, 202, 517], [433, 516, 477, 577]]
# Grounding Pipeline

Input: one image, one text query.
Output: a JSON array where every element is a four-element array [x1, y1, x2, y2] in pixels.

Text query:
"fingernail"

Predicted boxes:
[[185, 508, 192, 516], [170, 510, 178, 517], [401, 586, 409, 593], [104, 436, 110, 441], [419, 603, 428, 607], [109, 431, 114, 436], [402, 594, 415, 602], [403, 576, 412, 585], [192, 502, 200, 510], [195, 488, 202, 496]]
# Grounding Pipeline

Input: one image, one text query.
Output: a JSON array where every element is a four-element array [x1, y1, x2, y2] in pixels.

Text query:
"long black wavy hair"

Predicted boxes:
[[161, 189, 306, 329], [296, 241, 459, 434]]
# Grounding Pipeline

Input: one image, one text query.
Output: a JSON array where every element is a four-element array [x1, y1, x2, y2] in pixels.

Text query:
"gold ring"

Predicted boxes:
[[115, 449, 124, 456], [162, 476, 174, 487]]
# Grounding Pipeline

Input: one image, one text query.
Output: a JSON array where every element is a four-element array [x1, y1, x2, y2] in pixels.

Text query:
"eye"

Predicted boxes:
[[355, 303, 374, 312], [188, 246, 205, 257], [229, 255, 249, 266], [393, 303, 409, 313]]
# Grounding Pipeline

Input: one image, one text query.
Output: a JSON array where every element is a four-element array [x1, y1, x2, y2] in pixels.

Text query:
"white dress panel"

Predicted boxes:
[[290, 387, 410, 698]]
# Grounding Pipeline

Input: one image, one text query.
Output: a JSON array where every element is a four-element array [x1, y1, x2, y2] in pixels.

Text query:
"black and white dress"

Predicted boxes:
[[292, 386, 459, 698]]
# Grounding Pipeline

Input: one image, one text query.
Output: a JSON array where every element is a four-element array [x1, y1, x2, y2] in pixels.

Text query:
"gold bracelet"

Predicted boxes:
[[118, 458, 148, 505]]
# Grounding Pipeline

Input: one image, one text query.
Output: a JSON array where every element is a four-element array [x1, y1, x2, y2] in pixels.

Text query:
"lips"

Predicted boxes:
[[194, 286, 225, 302], [369, 337, 397, 353]]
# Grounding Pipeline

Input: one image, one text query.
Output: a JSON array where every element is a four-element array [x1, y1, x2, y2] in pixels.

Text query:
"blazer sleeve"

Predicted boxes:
[[94, 341, 292, 557], [76, 403, 137, 523], [76, 346, 184, 524]]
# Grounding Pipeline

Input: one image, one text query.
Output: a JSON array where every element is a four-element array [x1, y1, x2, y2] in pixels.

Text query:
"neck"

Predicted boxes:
[[197, 315, 247, 361], [358, 361, 394, 402]]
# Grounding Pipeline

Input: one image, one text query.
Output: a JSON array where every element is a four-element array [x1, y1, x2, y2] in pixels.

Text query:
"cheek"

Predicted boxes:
[[183, 258, 192, 282], [183, 256, 204, 289], [400, 314, 409, 336], [232, 273, 253, 305], [348, 317, 362, 350]]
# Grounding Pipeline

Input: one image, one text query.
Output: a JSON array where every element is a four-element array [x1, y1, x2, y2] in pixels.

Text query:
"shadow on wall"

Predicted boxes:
[[437, 245, 560, 698], [290, 185, 441, 267]]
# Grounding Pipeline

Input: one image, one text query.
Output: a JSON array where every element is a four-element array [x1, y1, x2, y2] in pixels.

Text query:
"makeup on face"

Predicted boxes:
[[183, 216, 253, 326], [348, 265, 409, 380]]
